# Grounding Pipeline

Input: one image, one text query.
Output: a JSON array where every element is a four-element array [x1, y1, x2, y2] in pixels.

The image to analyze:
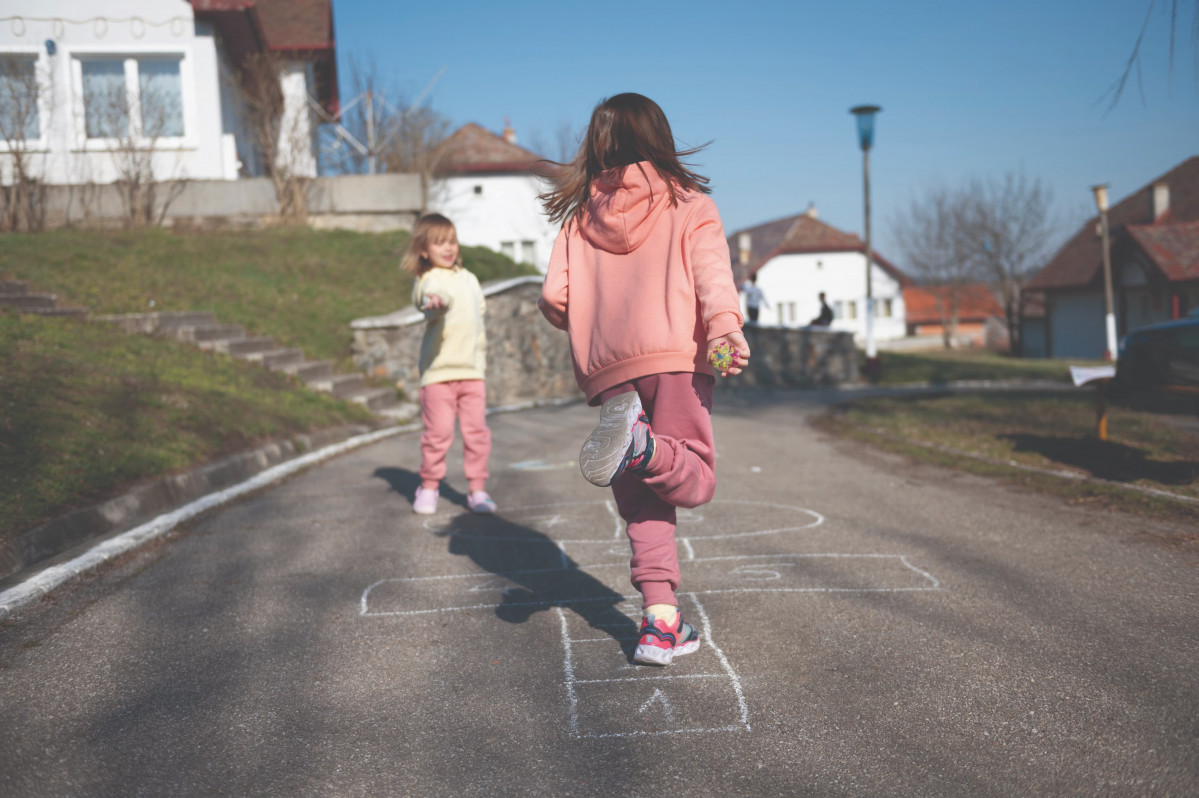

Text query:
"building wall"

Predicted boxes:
[[1046, 291, 1106, 358], [432, 173, 559, 273], [753, 250, 906, 343], [0, 1, 314, 186], [350, 278, 860, 407], [0, 1, 238, 184]]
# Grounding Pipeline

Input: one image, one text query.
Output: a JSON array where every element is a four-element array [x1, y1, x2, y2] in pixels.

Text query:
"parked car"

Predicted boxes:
[[1113, 309, 1199, 413]]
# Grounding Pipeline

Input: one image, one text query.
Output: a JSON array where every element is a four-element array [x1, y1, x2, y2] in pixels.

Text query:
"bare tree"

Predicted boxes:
[[1103, 0, 1199, 109], [378, 104, 451, 212], [528, 119, 583, 163], [892, 185, 980, 348], [0, 55, 51, 232], [960, 173, 1058, 356], [239, 52, 315, 222], [315, 55, 452, 212]]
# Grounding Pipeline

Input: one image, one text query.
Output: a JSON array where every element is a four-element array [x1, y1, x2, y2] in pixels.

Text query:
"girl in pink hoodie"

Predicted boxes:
[[539, 93, 750, 666]]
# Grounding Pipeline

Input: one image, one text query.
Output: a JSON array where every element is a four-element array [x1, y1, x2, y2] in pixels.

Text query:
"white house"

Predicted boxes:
[[728, 205, 911, 344], [0, 0, 336, 186], [431, 122, 559, 273]]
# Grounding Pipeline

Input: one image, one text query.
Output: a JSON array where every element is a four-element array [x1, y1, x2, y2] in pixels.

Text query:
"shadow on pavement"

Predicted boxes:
[[438, 511, 640, 661], [1001, 433, 1199, 485], [372, 466, 468, 511]]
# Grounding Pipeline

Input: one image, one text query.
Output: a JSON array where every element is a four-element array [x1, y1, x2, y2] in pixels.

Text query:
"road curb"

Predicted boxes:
[[0, 423, 418, 622]]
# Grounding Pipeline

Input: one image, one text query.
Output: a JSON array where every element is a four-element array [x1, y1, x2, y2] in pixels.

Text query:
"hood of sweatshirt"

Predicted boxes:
[[578, 162, 672, 254]]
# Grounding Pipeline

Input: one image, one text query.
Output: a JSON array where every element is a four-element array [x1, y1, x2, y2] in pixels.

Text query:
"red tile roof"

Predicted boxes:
[[903, 284, 1005, 325], [727, 211, 912, 287], [1028, 156, 1199, 290], [1126, 221, 1199, 281], [436, 123, 542, 174], [253, 0, 333, 49]]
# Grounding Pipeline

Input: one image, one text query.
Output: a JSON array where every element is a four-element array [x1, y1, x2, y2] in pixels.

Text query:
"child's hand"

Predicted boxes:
[[422, 293, 446, 311], [708, 331, 750, 377]]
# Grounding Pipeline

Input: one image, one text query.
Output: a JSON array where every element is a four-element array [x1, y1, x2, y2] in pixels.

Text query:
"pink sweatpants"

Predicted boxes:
[[597, 372, 717, 609], [419, 379, 491, 492]]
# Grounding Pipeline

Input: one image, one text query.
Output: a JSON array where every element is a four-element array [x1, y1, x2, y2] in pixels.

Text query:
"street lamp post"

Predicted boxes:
[[850, 105, 881, 375], [1091, 184, 1118, 360]]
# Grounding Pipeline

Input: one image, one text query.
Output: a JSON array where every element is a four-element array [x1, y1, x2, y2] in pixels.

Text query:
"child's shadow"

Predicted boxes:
[[439, 512, 640, 660], [373, 466, 469, 511], [373, 467, 640, 660]]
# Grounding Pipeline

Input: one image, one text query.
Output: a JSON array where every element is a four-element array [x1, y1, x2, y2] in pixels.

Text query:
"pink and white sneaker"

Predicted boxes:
[[633, 611, 701, 666], [413, 486, 438, 515]]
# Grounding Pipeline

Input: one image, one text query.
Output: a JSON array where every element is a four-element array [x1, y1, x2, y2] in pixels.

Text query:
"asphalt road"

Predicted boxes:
[[1, 389, 1196, 797]]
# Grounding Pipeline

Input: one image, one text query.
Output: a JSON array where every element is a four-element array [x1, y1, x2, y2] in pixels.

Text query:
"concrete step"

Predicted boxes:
[[18, 307, 90, 319], [184, 323, 245, 344], [0, 279, 29, 294], [0, 293, 56, 309], [347, 386, 399, 412], [227, 337, 277, 357], [374, 402, 420, 423], [98, 310, 218, 335], [282, 360, 333, 382], [259, 348, 305, 369], [154, 310, 217, 330], [307, 372, 364, 398]]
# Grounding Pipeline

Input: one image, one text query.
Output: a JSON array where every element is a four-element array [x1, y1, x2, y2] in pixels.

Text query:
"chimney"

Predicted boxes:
[[1151, 181, 1170, 222], [502, 117, 516, 144], [805, 202, 818, 219], [738, 233, 752, 268]]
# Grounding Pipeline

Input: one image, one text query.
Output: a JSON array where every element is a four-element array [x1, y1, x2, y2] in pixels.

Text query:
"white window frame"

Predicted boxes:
[[68, 45, 196, 152], [0, 47, 51, 153]]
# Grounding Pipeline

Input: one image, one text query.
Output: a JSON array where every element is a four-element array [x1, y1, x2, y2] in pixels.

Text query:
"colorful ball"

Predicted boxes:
[[709, 342, 737, 372]]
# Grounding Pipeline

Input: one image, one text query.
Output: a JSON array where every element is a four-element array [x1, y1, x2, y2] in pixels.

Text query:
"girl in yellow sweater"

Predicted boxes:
[[401, 213, 496, 515]]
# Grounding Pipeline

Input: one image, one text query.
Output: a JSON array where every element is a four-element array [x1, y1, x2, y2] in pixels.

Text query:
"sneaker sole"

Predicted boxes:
[[634, 637, 700, 666], [579, 391, 642, 487]]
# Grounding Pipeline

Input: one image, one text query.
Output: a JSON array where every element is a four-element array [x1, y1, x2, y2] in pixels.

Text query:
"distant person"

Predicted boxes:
[[401, 213, 497, 516], [740, 272, 769, 324], [539, 92, 750, 666], [810, 292, 834, 327]]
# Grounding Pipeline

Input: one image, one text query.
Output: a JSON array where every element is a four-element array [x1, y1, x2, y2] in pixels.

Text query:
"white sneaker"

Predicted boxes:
[[413, 486, 438, 514]]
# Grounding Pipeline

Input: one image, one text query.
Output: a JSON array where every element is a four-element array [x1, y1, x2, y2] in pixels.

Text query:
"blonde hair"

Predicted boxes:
[[401, 213, 461, 276]]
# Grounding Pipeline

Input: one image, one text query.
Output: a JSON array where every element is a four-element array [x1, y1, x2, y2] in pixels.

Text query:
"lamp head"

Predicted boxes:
[[850, 105, 882, 151], [1091, 184, 1109, 213]]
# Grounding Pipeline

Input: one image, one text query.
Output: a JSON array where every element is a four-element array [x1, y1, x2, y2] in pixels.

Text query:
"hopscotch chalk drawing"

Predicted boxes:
[[360, 500, 942, 738]]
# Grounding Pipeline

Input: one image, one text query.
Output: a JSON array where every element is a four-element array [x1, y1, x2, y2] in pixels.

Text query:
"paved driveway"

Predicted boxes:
[[1, 391, 1196, 796]]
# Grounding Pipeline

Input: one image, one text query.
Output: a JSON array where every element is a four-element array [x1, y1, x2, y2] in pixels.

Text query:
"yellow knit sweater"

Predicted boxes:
[[412, 266, 487, 387]]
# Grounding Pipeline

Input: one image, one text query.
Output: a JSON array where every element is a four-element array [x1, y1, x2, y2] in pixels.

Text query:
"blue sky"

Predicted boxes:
[[332, 0, 1198, 262]]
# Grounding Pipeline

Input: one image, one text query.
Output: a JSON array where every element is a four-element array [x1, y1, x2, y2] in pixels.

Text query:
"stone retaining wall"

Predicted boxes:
[[351, 277, 859, 406]]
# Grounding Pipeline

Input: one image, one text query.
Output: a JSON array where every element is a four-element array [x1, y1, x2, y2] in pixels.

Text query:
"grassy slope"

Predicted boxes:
[[0, 228, 538, 543], [1, 312, 375, 540], [0, 228, 538, 370]]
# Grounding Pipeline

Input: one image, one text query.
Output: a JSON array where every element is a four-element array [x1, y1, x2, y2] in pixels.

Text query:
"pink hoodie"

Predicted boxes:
[[539, 162, 743, 403]]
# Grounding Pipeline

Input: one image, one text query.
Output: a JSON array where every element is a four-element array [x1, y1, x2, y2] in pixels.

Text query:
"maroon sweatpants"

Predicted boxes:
[[596, 371, 717, 609]]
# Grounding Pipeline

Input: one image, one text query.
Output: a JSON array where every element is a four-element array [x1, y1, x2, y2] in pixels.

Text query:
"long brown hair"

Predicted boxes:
[[538, 93, 710, 226], [400, 213, 461, 276]]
